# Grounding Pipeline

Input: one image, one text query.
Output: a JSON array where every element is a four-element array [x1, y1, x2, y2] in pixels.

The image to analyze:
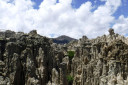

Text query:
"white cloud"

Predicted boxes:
[[113, 15, 128, 36], [0, 0, 126, 39]]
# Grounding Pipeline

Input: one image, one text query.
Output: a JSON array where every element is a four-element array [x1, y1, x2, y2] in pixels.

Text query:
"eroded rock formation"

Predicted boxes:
[[0, 29, 128, 85]]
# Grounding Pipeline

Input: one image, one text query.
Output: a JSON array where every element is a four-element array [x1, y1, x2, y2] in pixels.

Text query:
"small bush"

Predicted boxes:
[[67, 75, 74, 83], [0, 37, 3, 40], [67, 51, 75, 60]]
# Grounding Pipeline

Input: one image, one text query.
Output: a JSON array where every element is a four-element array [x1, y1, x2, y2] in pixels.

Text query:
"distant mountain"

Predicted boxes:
[[52, 35, 77, 44]]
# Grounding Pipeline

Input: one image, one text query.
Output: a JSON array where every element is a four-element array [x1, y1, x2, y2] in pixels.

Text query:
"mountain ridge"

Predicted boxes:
[[51, 35, 77, 44]]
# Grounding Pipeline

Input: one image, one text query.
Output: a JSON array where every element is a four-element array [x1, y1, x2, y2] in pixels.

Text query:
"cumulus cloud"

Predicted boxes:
[[0, 0, 127, 39], [113, 15, 128, 36]]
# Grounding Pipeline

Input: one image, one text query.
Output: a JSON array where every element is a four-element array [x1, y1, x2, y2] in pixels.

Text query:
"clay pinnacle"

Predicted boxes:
[[109, 28, 115, 35]]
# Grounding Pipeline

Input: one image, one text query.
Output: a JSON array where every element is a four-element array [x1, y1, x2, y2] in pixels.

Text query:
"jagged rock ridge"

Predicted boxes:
[[0, 29, 128, 85]]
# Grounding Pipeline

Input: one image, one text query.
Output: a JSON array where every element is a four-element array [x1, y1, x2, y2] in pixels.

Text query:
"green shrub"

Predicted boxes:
[[67, 75, 74, 83], [67, 51, 75, 60], [0, 37, 3, 40]]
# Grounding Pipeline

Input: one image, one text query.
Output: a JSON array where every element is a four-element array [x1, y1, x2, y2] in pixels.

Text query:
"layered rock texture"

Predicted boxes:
[[0, 29, 128, 85]]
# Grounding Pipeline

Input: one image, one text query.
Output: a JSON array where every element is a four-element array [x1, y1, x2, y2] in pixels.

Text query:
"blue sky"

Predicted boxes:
[[0, 0, 128, 38]]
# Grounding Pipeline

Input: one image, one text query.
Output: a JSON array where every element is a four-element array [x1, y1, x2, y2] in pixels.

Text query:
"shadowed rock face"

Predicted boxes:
[[0, 29, 128, 85], [14, 59, 25, 85]]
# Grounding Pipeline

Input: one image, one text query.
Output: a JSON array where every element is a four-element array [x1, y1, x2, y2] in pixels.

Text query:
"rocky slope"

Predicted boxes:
[[0, 29, 128, 85]]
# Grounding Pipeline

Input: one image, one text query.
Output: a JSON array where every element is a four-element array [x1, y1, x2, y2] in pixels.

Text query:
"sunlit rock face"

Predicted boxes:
[[0, 29, 128, 85]]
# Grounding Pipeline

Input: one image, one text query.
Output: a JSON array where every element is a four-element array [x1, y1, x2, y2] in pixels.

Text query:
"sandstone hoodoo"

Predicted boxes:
[[0, 29, 128, 85]]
